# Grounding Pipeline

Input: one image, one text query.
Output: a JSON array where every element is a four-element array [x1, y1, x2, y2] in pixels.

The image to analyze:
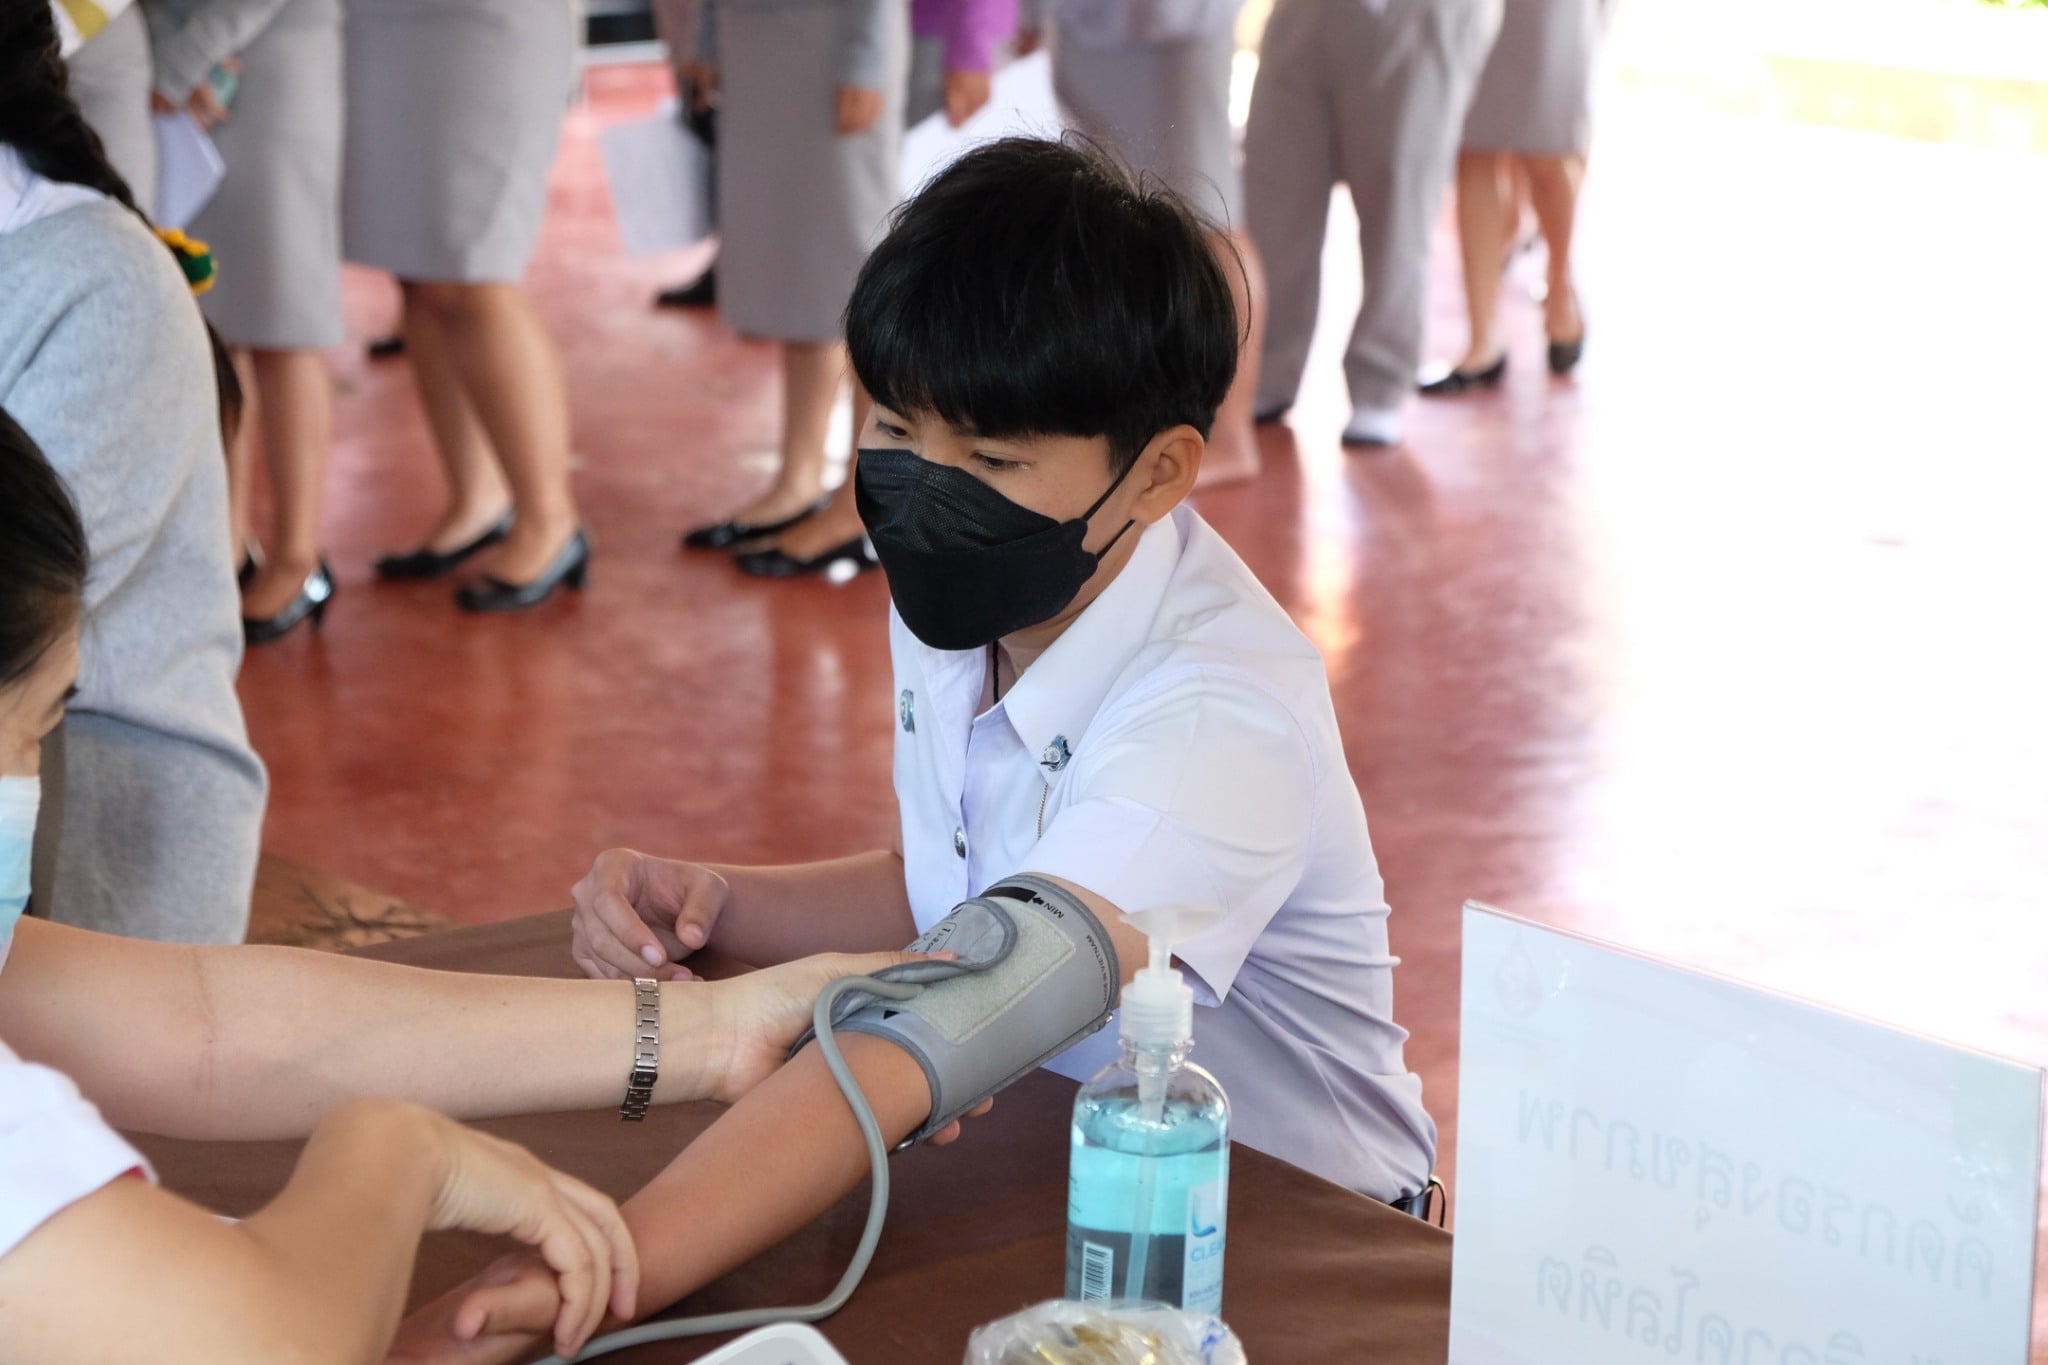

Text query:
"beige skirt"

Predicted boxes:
[[342, 0, 576, 283], [716, 1, 909, 343]]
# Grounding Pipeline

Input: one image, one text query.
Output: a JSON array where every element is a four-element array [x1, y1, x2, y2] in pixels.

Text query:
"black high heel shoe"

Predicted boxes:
[[681, 497, 831, 552], [1417, 353, 1508, 397], [455, 528, 590, 613], [237, 544, 263, 591], [733, 535, 876, 579], [1547, 328, 1586, 376], [375, 511, 514, 581], [244, 561, 334, 645]]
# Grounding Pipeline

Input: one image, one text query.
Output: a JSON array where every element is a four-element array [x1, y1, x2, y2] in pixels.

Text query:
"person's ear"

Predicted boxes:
[[1130, 425, 1203, 523]]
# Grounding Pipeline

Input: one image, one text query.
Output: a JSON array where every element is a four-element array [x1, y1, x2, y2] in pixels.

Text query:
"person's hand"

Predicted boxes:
[[185, 80, 231, 128], [150, 90, 177, 114], [682, 61, 718, 113], [386, 1253, 557, 1365], [1015, 27, 1042, 56], [409, 1109, 638, 1361], [942, 68, 992, 127], [835, 85, 883, 135], [704, 949, 954, 1101], [570, 848, 729, 981]]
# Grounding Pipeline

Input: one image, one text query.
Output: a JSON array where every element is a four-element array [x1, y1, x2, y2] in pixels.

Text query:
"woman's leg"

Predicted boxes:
[[767, 377, 868, 560], [1521, 152, 1586, 346], [1196, 227, 1269, 488], [224, 349, 258, 562], [1451, 148, 1512, 372], [392, 299, 513, 554], [240, 348, 334, 619], [724, 339, 844, 531], [403, 280, 579, 584]]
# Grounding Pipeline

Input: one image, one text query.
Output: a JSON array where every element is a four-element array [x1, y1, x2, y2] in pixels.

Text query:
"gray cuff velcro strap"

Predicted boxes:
[[796, 875, 1122, 1146]]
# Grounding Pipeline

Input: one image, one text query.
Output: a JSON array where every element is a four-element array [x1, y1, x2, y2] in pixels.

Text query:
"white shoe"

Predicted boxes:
[[1342, 403, 1404, 448]]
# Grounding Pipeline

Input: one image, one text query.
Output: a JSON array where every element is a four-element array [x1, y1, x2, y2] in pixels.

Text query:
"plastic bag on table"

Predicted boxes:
[[963, 1299, 1247, 1365]]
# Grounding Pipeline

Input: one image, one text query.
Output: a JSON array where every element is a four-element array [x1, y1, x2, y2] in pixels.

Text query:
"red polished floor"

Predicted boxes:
[[244, 61, 2048, 1327]]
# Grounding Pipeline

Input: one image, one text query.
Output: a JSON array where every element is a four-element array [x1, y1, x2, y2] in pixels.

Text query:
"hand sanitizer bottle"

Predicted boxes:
[[1065, 906, 1229, 1314]]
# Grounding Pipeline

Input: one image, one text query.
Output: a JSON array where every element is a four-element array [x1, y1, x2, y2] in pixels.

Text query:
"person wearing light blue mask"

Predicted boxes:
[[0, 392, 948, 1362]]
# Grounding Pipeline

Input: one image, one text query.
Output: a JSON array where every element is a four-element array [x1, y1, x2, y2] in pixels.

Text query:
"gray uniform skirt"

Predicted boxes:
[[717, 1, 909, 343], [1460, 0, 1600, 156], [342, 0, 576, 283], [1052, 28, 1242, 231], [65, 5, 159, 213], [191, 0, 345, 350]]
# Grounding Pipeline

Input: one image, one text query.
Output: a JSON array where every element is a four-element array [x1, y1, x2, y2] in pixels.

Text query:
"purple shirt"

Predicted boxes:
[[911, 0, 1017, 72]]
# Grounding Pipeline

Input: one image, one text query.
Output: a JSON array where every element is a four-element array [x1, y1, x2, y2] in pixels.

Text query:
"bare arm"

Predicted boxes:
[[571, 848, 917, 981], [0, 1099, 633, 1365], [0, 917, 919, 1140]]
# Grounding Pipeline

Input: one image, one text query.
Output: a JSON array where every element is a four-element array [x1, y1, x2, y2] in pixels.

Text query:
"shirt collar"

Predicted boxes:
[[997, 511, 1184, 777], [0, 144, 103, 236]]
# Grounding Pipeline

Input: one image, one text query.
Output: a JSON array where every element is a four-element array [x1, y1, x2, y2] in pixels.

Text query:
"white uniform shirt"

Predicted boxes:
[[0, 937, 154, 1264], [891, 505, 1437, 1199]]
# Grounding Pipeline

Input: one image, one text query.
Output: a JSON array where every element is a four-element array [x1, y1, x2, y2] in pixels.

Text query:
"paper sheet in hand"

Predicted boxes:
[[1450, 903, 2042, 1364], [598, 101, 713, 259], [152, 112, 224, 230], [899, 52, 1062, 200]]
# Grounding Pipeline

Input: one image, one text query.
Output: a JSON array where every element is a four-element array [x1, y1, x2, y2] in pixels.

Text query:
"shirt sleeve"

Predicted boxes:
[[1018, 667, 1318, 1005], [941, 0, 1018, 72], [145, 0, 299, 103], [835, 0, 890, 90], [0, 1043, 153, 1263]]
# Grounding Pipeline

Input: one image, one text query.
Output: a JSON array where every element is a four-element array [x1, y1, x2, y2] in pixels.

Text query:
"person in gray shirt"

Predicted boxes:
[[0, 31, 266, 943]]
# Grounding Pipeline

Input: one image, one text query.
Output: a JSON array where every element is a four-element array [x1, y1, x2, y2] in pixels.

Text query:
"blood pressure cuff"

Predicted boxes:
[[797, 875, 1122, 1147]]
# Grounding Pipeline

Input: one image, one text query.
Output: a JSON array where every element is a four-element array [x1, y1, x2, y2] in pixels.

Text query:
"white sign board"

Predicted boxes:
[[899, 51, 1061, 201], [598, 101, 713, 259], [1452, 904, 2041, 1365]]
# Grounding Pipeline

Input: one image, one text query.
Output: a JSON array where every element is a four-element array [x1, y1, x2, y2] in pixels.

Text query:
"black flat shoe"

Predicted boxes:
[[1417, 354, 1508, 397], [1253, 403, 1291, 426], [654, 270, 717, 309], [237, 544, 262, 591], [366, 333, 406, 360], [375, 511, 514, 581], [681, 497, 830, 552], [1547, 330, 1586, 376], [455, 529, 590, 613], [244, 561, 334, 645], [732, 535, 876, 579]]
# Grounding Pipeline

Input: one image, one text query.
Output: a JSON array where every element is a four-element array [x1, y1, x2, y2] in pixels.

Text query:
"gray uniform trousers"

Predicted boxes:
[[65, 4, 159, 213], [1245, 0, 1501, 412]]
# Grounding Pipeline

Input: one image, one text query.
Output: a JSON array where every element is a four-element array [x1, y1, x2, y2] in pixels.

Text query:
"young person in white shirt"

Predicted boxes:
[[0, 405, 943, 1364], [409, 135, 1440, 1364]]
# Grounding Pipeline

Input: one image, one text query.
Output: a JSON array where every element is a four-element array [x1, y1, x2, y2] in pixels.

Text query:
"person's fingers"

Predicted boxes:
[[591, 884, 673, 975], [552, 1173, 640, 1324], [545, 1190, 612, 1354], [150, 91, 176, 113], [525, 1190, 602, 1359], [451, 1268, 558, 1343], [928, 1120, 963, 1145]]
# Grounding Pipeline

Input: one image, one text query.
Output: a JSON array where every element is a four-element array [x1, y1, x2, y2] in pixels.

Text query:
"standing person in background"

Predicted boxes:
[[349, 0, 588, 614], [649, 0, 720, 310], [1031, 0, 1268, 485], [1421, 0, 1599, 394], [676, 0, 908, 580], [906, 0, 1010, 128], [48, 0, 156, 211], [1244, 0, 1501, 449], [148, 0, 347, 643], [1, 9, 267, 943]]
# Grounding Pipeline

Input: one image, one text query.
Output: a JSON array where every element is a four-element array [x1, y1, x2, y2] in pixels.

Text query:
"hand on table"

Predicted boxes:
[[571, 848, 728, 981]]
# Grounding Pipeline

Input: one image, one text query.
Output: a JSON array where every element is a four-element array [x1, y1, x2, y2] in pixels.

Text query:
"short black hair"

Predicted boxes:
[[847, 136, 1239, 474], [0, 406, 88, 689]]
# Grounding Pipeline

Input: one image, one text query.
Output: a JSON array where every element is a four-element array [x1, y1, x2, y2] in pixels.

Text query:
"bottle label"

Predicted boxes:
[[1182, 1175, 1227, 1314]]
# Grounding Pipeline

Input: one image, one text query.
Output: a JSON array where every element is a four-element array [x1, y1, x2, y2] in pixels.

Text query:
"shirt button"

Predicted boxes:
[[953, 828, 967, 859]]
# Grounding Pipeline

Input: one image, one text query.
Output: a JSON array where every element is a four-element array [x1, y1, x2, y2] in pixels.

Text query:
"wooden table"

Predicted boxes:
[[132, 911, 1453, 1363]]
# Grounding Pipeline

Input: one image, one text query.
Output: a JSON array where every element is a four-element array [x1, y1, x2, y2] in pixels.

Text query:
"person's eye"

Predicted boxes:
[[972, 453, 1021, 473], [876, 421, 911, 441]]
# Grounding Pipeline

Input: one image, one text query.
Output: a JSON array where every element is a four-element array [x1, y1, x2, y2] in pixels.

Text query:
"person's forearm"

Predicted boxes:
[[622, 1034, 930, 1314], [2, 920, 726, 1139], [232, 1099, 442, 1359], [705, 850, 916, 965]]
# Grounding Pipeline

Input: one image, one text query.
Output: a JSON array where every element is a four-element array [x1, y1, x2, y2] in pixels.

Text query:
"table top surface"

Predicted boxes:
[[131, 911, 1452, 1364]]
